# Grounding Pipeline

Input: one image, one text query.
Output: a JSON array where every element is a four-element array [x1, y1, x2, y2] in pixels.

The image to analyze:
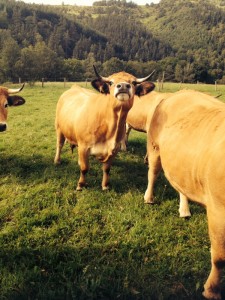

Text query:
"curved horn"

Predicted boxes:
[[93, 65, 109, 81], [8, 83, 25, 94], [135, 70, 155, 83]]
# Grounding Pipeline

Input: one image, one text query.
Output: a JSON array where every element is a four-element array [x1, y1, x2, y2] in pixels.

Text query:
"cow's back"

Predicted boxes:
[[126, 91, 172, 132], [150, 90, 225, 206], [56, 85, 96, 119]]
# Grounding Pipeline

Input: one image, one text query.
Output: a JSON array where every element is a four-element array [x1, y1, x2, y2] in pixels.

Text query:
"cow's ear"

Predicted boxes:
[[7, 96, 26, 106], [135, 82, 155, 96], [91, 79, 110, 94]]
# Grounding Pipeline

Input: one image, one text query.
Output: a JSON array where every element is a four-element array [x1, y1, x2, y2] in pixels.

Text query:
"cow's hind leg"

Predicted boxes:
[[203, 209, 225, 300], [179, 193, 191, 218], [102, 159, 112, 190], [54, 129, 65, 164], [77, 146, 89, 191], [144, 146, 161, 204]]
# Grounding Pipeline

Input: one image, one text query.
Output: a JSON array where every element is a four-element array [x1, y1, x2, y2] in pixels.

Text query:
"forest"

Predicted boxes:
[[0, 0, 225, 83]]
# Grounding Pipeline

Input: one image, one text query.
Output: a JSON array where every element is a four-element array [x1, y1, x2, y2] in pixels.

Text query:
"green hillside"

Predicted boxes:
[[0, 0, 225, 83], [142, 0, 225, 53]]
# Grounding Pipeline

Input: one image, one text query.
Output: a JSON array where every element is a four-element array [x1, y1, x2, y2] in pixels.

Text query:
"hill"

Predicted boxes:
[[63, 0, 225, 82], [0, 0, 225, 83]]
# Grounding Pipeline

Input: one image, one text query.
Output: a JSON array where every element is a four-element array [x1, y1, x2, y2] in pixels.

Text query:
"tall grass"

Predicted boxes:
[[0, 82, 224, 299]]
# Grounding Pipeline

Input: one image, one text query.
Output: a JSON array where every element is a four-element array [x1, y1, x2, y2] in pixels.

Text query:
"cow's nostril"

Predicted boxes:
[[0, 123, 7, 132], [117, 83, 131, 90]]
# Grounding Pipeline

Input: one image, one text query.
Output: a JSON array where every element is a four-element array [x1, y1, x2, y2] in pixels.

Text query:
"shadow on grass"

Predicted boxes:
[[0, 243, 216, 300], [0, 139, 221, 300], [0, 138, 178, 203]]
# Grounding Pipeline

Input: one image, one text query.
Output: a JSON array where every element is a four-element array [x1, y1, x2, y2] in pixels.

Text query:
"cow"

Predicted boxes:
[[120, 90, 191, 218], [0, 84, 25, 132], [54, 66, 155, 190], [144, 89, 225, 299], [120, 91, 172, 154], [121, 91, 172, 151], [122, 91, 222, 152]]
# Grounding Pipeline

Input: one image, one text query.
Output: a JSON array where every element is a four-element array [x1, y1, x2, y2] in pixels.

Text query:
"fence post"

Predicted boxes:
[[64, 78, 66, 88], [157, 79, 160, 91], [42, 78, 44, 88], [215, 80, 217, 91], [161, 71, 165, 90]]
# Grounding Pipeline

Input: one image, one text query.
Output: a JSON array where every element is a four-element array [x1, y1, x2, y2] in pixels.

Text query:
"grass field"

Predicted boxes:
[[0, 81, 224, 299]]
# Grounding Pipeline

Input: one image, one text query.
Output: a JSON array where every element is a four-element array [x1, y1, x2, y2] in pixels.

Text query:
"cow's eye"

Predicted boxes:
[[109, 81, 114, 86], [4, 103, 8, 108]]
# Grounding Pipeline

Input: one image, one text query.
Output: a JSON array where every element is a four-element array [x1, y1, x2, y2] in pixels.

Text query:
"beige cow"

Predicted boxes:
[[121, 91, 172, 152], [144, 89, 225, 299], [0, 84, 25, 132], [120, 90, 191, 218], [54, 66, 155, 190]]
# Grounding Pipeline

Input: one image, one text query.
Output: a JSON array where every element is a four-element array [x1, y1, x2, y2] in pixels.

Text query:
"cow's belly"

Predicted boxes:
[[158, 129, 208, 205], [90, 140, 120, 162]]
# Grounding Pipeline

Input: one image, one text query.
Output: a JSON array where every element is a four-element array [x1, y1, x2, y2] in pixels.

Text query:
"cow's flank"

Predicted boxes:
[[144, 89, 225, 299]]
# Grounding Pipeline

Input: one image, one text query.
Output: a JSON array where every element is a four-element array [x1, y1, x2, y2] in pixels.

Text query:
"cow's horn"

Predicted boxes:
[[8, 83, 25, 94], [93, 65, 108, 81], [135, 70, 155, 83]]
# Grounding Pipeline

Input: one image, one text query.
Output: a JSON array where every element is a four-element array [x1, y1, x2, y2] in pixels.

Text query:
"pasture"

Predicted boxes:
[[0, 81, 225, 299]]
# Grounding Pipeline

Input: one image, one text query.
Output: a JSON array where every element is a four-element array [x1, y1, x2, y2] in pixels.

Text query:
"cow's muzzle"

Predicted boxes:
[[115, 83, 131, 101], [0, 123, 7, 132]]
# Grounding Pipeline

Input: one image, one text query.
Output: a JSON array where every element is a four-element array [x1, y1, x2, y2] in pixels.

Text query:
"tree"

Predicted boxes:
[[83, 53, 97, 80], [102, 57, 125, 75], [0, 36, 21, 82], [63, 59, 84, 81], [16, 40, 61, 82]]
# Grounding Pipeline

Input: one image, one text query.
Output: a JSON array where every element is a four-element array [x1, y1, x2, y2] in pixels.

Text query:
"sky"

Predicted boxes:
[[18, 0, 160, 6]]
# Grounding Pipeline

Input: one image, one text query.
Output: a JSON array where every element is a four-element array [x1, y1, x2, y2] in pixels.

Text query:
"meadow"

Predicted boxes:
[[0, 81, 225, 299]]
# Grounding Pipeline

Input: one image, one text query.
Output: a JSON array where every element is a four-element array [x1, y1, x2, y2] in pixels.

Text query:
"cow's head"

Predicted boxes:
[[0, 84, 25, 132], [91, 66, 155, 102]]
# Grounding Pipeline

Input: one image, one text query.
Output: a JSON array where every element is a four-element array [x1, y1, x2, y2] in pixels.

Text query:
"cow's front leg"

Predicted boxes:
[[179, 193, 191, 218], [203, 261, 222, 300], [54, 130, 65, 164], [77, 146, 89, 191], [102, 159, 112, 190], [120, 124, 131, 151], [144, 146, 161, 204], [202, 210, 225, 300]]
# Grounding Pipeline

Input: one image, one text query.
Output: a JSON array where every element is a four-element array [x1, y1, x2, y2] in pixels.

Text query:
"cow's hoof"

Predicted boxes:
[[144, 200, 155, 205], [202, 286, 221, 300], [144, 195, 155, 204], [76, 183, 88, 191], [102, 186, 109, 191], [179, 212, 191, 218]]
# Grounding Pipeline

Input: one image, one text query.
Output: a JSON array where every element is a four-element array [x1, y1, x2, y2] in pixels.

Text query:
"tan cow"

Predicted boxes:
[[144, 89, 225, 299], [122, 91, 222, 151], [120, 90, 191, 218], [121, 91, 173, 152], [54, 67, 155, 190], [0, 84, 25, 132]]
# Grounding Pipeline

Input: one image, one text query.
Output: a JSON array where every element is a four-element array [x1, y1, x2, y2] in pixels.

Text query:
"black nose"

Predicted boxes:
[[0, 123, 7, 132], [116, 83, 131, 90]]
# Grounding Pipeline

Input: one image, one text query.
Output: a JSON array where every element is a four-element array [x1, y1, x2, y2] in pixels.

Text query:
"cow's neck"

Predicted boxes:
[[96, 105, 128, 163], [111, 103, 129, 143]]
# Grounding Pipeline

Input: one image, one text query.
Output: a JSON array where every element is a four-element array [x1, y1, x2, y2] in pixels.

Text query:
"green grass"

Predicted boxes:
[[0, 82, 224, 299]]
